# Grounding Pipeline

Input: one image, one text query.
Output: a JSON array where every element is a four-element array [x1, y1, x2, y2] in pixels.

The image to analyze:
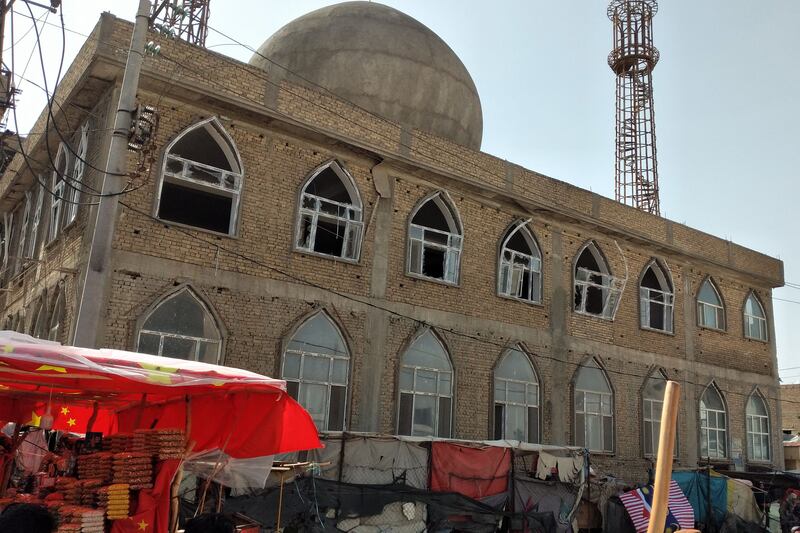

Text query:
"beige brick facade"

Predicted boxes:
[[0, 15, 786, 481], [782, 384, 800, 435]]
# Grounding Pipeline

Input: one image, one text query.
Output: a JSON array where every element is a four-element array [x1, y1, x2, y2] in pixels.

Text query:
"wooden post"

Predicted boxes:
[[169, 396, 192, 533], [647, 380, 680, 533]]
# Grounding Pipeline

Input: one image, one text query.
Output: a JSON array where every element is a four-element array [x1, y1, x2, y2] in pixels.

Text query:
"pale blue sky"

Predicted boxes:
[[9, 1, 799, 381]]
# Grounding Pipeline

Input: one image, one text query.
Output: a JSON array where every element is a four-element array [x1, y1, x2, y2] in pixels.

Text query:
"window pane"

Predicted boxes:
[[575, 413, 585, 447], [528, 406, 539, 444], [644, 421, 653, 455], [299, 382, 328, 430], [331, 359, 348, 385], [143, 290, 219, 339], [507, 381, 525, 404], [328, 385, 346, 431], [587, 414, 602, 451], [416, 369, 437, 394], [439, 372, 452, 396], [398, 393, 413, 436], [603, 416, 613, 452], [286, 380, 299, 400], [413, 394, 436, 437], [138, 333, 160, 355], [494, 380, 506, 402], [197, 341, 220, 364], [438, 396, 452, 438], [527, 384, 538, 406], [409, 240, 422, 274], [494, 404, 504, 440], [506, 404, 526, 441], [302, 355, 330, 382], [400, 367, 414, 391], [575, 391, 584, 411], [162, 336, 196, 360]]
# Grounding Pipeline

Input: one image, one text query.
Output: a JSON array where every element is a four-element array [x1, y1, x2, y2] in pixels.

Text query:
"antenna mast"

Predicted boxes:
[[608, 0, 661, 215], [150, 0, 210, 47]]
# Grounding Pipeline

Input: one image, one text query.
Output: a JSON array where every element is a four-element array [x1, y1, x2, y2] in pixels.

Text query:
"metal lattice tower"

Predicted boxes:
[[608, 0, 661, 215], [150, 0, 210, 47]]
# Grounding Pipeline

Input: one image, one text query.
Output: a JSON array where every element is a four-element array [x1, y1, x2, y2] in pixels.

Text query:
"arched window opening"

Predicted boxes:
[[48, 144, 70, 243], [137, 287, 222, 364], [0, 212, 12, 275], [398, 329, 453, 437], [697, 278, 725, 330], [498, 223, 542, 303], [700, 384, 727, 459], [295, 161, 363, 260], [158, 118, 243, 235], [574, 358, 613, 452], [27, 184, 44, 263], [48, 289, 66, 342], [744, 293, 768, 342], [574, 242, 621, 319], [14, 193, 31, 275], [640, 261, 674, 332], [642, 370, 678, 457], [282, 312, 350, 431], [66, 123, 88, 224], [494, 347, 539, 443], [407, 193, 462, 283], [746, 392, 770, 462], [30, 296, 48, 339]]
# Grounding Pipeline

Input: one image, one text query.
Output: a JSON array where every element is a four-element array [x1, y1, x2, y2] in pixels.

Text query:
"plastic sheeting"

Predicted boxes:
[[727, 478, 763, 525], [672, 471, 728, 525], [515, 475, 578, 533], [341, 435, 428, 488], [182, 450, 274, 490], [431, 442, 511, 499]]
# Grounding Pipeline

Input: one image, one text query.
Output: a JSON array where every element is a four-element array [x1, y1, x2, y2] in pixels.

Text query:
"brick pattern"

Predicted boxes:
[[782, 385, 800, 434]]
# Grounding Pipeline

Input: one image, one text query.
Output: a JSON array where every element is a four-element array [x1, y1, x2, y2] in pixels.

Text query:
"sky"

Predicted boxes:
[[7, 1, 799, 382]]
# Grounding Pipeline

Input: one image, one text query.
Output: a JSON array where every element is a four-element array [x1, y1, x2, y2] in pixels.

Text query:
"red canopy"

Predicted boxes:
[[0, 332, 321, 458]]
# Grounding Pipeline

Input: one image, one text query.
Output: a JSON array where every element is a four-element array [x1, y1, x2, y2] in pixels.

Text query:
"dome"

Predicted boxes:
[[250, 2, 483, 150]]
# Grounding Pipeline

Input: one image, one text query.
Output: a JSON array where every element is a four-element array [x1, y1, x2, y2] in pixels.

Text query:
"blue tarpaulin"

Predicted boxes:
[[672, 471, 728, 525]]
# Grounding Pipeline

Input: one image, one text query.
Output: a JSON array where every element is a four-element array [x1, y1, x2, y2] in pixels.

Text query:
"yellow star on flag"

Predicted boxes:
[[60, 407, 70, 416], [35, 365, 67, 373], [26, 411, 41, 427], [137, 519, 149, 531], [3, 345, 13, 353], [139, 363, 179, 385], [67, 418, 76, 427]]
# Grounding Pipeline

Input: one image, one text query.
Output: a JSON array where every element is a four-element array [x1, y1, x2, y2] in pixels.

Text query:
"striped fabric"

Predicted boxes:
[[619, 479, 694, 533]]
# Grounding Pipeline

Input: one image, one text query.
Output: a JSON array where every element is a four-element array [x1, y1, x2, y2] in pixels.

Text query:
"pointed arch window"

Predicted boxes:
[[407, 193, 462, 284], [642, 370, 679, 457], [14, 192, 31, 275], [48, 144, 70, 243], [136, 287, 222, 364], [574, 358, 613, 452], [697, 278, 725, 330], [494, 347, 539, 442], [281, 312, 350, 432], [295, 161, 363, 261], [744, 293, 767, 342], [498, 222, 542, 303], [574, 242, 621, 319], [0, 212, 12, 277], [640, 261, 674, 332], [398, 329, 453, 437], [65, 122, 88, 225], [48, 289, 66, 342], [30, 294, 48, 339], [27, 185, 44, 262], [700, 384, 727, 459], [746, 392, 770, 462], [157, 118, 243, 235]]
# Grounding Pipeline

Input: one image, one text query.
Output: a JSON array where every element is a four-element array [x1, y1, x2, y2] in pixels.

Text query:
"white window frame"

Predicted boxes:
[[281, 313, 350, 432], [48, 144, 69, 243], [397, 330, 454, 438], [639, 261, 674, 333], [14, 194, 30, 275], [494, 348, 540, 443], [743, 293, 768, 342], [27, 185, 44, 261], [700, 385, 728, 459], [48, 289, 65, 342], [697, 278, 725, 331], [498, 222, 542, 304], [294, 161, 363, 262], [746, 392, 771, 462], [65, 123, 88, 225], [156, 117, 243, 236], [136, 288, 223, 364], [574, 359, 614, 453], [574, 242, 623, 320], [406, 192, 463, 285]]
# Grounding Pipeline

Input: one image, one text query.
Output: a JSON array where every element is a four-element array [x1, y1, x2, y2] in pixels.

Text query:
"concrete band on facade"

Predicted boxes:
[[0, 13, 785, 481]]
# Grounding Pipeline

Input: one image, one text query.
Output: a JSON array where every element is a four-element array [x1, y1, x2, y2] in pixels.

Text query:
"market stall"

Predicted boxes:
[[0, 331, 321, 532]]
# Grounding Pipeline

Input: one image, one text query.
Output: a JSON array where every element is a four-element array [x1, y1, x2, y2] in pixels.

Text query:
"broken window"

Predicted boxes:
[[498, 222, 542, 303], [743, 292, 767, 341], [295, 161, 363, 260], [282, 312, 350, 432], [746, 391, 770, 462], [574, 242, 621, 319], [407, 192, 462, 283], [65, 123, 88, 225], [639, 260, 674, 332], [48, 288, 65, 342], [574, 358, 613, 453], [137, 287, 222, 364], [700, 383, 727, 459], [398, 329, 453, 438], [157, 118, 242, 235], [49, 144, 70, 243], [697, 278, 725, 330], [494, 347, 539, 443]]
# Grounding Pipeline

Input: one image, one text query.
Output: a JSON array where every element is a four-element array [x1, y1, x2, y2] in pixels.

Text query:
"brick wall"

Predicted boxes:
[[782, 384, 800, 434]]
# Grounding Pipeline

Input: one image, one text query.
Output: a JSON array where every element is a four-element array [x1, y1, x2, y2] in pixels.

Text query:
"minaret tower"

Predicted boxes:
[[608, 0, 661, 215]]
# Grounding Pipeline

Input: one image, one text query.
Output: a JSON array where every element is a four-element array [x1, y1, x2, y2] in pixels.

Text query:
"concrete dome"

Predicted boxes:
[[250, 2, 483, 150]]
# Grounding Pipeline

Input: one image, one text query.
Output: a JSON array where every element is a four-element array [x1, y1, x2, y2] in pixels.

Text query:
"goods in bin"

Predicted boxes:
[[104, 483, 130, 520], [132, 428, 186, 459], [77, 453, 113, 483], [78, 479, 102, 506], [56, 477, 80, 504], [102, 434, 133, 454], [112, 452, 153, 490], [58, 505, 105, 533]]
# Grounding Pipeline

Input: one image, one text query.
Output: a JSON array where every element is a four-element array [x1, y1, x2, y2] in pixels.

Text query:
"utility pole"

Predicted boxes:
[[73, 0, 151, 348]]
